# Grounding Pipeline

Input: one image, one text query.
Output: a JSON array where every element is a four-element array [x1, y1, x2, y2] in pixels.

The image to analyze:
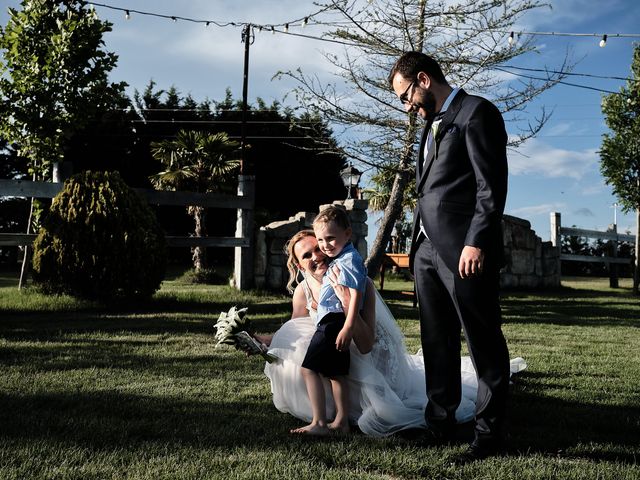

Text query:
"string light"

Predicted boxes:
[[86, 1, 640, 50], [599, 34, 607, 47]]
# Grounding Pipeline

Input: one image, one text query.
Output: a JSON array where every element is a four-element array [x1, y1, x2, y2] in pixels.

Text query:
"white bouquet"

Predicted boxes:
[[214, 306, 277, 363]]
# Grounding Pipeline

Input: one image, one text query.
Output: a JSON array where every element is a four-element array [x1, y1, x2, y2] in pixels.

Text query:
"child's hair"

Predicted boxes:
[[284, 229, 317, 294], [313, 205, 351, 231]]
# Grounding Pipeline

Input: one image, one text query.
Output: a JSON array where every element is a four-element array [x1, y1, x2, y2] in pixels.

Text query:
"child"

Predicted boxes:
[[291, 205, 367, 435]]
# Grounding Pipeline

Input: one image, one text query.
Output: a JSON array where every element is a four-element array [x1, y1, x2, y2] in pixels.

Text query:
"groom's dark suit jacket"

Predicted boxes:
[[409, 89, 508, 275]]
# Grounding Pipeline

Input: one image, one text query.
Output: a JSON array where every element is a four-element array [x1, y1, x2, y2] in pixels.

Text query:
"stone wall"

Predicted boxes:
[[255, 209, 559, 291], [501, 214, 560, 289], [254, 199, 369, 291]]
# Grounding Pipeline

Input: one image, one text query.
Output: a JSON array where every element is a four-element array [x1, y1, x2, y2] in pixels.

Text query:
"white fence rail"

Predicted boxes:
[[0, 176, 255, 289], [550, 211, 634, 287]]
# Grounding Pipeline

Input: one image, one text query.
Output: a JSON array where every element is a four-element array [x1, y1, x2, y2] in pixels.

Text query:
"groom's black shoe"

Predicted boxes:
[[411, 424, 455, 447], [450, 441, 503, 465]]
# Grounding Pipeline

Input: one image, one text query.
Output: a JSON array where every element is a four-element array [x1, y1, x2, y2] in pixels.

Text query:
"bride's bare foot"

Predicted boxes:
[[290, 422, 330, 436], [328, 421, 350, 434]]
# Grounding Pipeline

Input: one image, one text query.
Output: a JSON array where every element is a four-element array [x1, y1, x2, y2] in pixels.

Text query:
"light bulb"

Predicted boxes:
[[125, 10, 130, 20], [599, 34, 607, 48], [303, 17, 308, 28], [284, 23, 289, 33], [508, 32, 515, 46]]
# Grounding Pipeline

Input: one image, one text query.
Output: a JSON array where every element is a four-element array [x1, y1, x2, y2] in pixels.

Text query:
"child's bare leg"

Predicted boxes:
[[290, 368, 330, 435], [328, 376, 350, 433]]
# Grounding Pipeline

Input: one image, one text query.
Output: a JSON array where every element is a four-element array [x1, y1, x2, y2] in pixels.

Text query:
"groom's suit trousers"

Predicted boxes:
[[413, 235, 510, 444]]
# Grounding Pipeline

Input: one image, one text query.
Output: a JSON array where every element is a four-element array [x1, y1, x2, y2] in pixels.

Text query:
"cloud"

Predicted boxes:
[[509, 202, 567, 217], [580, 183, 606, 195], [573, 207, 595, 217], [509, 138, 598, 179]]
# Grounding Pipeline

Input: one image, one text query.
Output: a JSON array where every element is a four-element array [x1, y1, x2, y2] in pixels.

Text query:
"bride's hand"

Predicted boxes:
[[328, 265, 351, 310]]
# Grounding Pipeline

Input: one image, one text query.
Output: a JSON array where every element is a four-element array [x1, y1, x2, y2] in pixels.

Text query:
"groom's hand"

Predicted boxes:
[[458, 246, 484, 279]]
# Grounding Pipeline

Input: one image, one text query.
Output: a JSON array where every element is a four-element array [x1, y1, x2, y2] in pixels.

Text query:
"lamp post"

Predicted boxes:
[[339, 164, 362, 199]]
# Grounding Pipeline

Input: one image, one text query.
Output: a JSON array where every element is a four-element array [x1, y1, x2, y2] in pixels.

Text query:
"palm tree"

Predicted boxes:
[[150, 129, 240, 271]]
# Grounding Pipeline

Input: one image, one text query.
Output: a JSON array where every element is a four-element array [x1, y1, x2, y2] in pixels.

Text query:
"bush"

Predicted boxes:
[[32, 171, 167, 299], [179, 267, 227, 285]]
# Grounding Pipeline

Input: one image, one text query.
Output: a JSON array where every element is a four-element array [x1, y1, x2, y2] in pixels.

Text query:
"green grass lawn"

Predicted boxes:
[[1, 272, 638, 479]]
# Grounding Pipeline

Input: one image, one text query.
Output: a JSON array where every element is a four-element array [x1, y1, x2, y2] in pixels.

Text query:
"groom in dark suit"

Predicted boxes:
[[389, 51, 510, 462]]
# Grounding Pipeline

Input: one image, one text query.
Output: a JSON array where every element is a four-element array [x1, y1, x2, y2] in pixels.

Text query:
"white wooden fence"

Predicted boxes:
[[550, 211, 635, 287], [0, 176, 255, 289]]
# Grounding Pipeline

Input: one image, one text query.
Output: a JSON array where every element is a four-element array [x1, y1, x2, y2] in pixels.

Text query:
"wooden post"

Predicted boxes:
[[608, 223, 619, 288], [233, 175, 255, 290], [550, 211, 561, 278], [633, 208, 640, 295]]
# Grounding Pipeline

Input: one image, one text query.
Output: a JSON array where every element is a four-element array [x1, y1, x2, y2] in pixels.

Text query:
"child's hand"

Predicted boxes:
[[335, 325, 353, 352]]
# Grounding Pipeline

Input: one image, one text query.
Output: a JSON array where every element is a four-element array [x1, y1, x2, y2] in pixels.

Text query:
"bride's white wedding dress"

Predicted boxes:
[[264, 283, 526, 437]]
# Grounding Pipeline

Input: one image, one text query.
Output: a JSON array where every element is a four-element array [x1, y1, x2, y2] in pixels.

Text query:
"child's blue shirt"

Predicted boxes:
[[316, 242, 367, 324]]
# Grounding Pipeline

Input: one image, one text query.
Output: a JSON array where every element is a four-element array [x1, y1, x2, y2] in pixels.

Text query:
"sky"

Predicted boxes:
[[2, 0, 639, 245]]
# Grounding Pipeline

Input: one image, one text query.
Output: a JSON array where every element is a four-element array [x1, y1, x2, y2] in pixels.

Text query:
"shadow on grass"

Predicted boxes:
[[0, 289, 290, 321], [502, 297, 640, 329], [0, 390, 291, 449], [508, 380, 640, 464]]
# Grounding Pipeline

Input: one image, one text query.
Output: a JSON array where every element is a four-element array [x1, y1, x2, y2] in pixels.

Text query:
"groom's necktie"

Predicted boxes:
[[422, 111, 445, 172], [426, 111, 445, 153], [418, 111, 446, 240]]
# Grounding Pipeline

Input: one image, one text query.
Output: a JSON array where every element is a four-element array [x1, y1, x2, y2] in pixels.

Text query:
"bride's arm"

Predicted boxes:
[[291, 283, 310, 319], [253, 284, 309, 349]]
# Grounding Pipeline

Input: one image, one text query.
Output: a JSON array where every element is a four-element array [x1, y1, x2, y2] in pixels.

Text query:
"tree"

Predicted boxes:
[[150, 130, 241, 271], [0, 0, 126, 287], [600, 44, 640, 293], [133, 83, 348, 229], [0, 0, 126, 177], [279, 0, 570, 275]]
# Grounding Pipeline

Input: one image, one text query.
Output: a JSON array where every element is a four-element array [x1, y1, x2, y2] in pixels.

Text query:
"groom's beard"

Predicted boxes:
[[413, 88, 437, 121]]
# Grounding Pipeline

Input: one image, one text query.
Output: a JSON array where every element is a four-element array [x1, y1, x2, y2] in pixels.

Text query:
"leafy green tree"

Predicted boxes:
[[279, 0, 570, 275], [0, 0, 126, 177], [133, 82, 347, 228], [600, 44, 640, 292], [150, 130, 240, 271], [0, 0, 126, 287]]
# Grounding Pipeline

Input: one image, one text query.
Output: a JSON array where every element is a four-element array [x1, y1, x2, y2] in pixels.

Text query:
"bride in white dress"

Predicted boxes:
[[260, 230, 525, 437]]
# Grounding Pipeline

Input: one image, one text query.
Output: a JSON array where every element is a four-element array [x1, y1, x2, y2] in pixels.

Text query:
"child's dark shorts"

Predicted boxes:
[[301, 312, 350, 377]]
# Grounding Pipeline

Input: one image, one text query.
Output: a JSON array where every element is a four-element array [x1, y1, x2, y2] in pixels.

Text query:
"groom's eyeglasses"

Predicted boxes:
[[399, 80, 415, 105]]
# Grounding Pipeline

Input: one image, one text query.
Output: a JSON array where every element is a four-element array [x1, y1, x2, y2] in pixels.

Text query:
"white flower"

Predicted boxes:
[[214, 306, 278, 363], [214, 306, 250, 346]]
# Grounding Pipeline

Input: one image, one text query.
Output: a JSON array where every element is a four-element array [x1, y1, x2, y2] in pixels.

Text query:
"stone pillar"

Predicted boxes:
[[254, 199, 370, 292], [500, 214, 560, 289]]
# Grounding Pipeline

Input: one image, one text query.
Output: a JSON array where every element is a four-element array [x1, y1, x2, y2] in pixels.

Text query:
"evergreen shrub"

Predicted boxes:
[[32, 171, 167, 299]]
